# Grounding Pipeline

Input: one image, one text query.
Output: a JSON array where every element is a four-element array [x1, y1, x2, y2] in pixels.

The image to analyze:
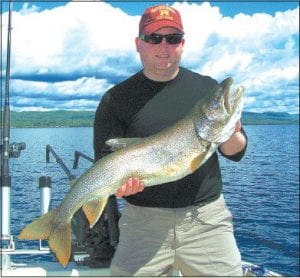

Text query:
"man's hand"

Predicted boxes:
[[219, 120, 246, 156], [115, 177, 145, 198], [234, 119, 242, 132]]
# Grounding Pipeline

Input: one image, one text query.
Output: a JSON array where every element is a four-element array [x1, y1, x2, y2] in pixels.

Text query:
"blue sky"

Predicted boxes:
[[1, 1, 299, 113]]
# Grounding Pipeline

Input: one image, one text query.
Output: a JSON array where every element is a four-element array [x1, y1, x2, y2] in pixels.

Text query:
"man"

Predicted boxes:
[[94, 4, 247, 276]]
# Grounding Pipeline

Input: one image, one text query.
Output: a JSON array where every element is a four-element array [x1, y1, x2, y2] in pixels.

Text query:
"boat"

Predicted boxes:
[[1, 2, 281, 276]]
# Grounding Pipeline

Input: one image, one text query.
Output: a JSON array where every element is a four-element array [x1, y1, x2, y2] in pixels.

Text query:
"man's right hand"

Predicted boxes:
[[115, 177, 145, 198]]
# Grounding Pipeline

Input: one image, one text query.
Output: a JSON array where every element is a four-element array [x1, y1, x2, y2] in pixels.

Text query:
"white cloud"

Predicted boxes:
[[1, 2, 299, 113], [19, 3, 40, 15], [2, 2, 139, 76], [11, 77, 111, 97]]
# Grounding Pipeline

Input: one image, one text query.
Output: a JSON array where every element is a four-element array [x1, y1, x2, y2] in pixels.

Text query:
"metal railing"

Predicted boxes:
[[73, 151, 94, 169]]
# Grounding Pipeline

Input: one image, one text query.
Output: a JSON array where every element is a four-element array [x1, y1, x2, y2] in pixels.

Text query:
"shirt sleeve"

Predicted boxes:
[[93, 92, 126, 161], [218, 127, 248, 162]]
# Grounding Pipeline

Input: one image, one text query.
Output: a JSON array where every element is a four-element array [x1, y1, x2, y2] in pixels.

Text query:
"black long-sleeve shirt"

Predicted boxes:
[[94, 67, 247, 208]]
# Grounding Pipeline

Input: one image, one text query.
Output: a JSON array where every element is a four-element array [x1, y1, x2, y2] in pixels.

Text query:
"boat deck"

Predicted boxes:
[[2, 261, 111, 277], [1, 261, 280, 277]]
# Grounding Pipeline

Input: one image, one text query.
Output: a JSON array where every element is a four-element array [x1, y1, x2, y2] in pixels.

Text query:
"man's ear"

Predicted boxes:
[[181, 38, 185, 47], [135, 37, 141, 53]]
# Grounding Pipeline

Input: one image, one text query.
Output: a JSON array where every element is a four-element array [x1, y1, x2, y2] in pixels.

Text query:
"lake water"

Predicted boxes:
[[7, 125, 300, 276]]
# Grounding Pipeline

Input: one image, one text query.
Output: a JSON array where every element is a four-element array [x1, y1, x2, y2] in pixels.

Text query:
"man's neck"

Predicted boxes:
[[143, 67, 180, 82]]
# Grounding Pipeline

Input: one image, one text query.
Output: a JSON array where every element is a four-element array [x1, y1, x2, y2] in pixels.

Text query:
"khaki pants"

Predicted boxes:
[[110, 195, 242, 276]]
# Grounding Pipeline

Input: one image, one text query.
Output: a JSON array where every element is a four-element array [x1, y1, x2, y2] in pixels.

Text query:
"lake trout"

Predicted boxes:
[[19, 77, 243, 267]]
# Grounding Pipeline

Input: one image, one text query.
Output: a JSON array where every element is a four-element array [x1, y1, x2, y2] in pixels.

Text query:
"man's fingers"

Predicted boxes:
[[115, 177, 145, 197], [235, 120, 242, 132], [124, 178, 134, 196], [115, 184, 127, 198]]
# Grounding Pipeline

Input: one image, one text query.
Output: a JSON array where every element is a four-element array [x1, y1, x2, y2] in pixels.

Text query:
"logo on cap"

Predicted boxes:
[[152, 6, 175, 21]]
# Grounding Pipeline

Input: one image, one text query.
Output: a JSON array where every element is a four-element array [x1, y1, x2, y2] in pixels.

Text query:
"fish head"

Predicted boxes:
[[193, 77, 244, 144]]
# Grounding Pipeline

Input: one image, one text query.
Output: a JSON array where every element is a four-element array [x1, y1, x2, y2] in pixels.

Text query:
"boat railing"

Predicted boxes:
[[46, 144, 77, 181], [1, 143, 95, 270], [73, 151, 95, 169]]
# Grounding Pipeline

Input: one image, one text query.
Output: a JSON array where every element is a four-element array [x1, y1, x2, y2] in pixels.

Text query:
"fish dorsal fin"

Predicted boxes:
[[105, 138, 142, 151], [82, 197, 109, 228]]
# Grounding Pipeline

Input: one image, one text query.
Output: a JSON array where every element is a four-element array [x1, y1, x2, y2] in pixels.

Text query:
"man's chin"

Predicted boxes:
[[155, 63, 173, 71]]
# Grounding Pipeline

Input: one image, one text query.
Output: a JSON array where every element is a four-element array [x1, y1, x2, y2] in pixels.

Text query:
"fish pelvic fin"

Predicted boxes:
[[19, 208, 72, 268], [82, 197, 109, 229]]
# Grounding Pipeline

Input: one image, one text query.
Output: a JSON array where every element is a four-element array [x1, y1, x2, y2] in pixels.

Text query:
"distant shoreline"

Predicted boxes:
[[10, 110, 299, 128]]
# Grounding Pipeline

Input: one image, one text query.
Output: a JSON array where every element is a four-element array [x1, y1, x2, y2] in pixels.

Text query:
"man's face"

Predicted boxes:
[[135, 27, 185, 81]]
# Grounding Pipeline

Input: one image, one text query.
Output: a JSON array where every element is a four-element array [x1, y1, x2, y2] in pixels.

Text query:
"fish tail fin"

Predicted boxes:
[[19, 208, 59, 240], [19, 208, 72, 267], [48, 220, 72, 267]]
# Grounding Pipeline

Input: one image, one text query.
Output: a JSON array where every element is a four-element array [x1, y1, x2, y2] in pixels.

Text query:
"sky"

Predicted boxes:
[[1, 1, 299, 114]]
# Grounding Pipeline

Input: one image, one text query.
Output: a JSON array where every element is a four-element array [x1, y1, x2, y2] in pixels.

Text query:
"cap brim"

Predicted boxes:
[[142, 20, 183, 35]]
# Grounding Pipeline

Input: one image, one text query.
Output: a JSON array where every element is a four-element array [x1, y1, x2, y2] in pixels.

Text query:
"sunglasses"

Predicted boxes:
[[140, 33, 184, 45]]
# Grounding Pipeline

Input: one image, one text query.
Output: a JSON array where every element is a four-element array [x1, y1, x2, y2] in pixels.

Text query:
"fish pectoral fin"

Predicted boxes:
[[82, 197, 109, 228], [105, 137, 142, 150], [190, 152, 207, 173]]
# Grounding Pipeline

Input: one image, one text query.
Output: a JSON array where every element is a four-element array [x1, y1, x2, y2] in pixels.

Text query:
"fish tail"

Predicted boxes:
[[19, 208, 72, 267]]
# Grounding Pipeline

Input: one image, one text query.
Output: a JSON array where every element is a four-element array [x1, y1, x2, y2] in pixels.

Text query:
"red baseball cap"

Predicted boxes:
[[139, 5, 184, 35]]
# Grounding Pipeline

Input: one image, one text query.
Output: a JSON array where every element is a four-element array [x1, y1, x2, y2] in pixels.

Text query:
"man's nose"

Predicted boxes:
[[159, 38, 169, 47]]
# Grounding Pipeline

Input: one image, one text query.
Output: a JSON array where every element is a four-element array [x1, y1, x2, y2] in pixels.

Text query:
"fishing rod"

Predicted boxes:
[[1, 0, 13, 182], [1, 0, 14, 270], [1, 0, 26, 186], [1, 0, 25, 270]]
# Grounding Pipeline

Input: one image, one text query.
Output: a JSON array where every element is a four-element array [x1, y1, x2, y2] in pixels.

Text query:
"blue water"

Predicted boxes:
[[7, 125, 300, 276]]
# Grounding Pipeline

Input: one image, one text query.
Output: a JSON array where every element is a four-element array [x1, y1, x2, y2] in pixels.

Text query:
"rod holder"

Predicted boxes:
[[39, 176, 52, 216], [38, 176, 51, 250]]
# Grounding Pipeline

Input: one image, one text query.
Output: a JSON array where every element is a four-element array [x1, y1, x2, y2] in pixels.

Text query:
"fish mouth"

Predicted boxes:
[[221, 77, 243, 116], [194, 77, 244, 143]]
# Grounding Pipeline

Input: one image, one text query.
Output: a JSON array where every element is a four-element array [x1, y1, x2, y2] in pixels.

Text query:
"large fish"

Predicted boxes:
[[19, 77, 243, 267]]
